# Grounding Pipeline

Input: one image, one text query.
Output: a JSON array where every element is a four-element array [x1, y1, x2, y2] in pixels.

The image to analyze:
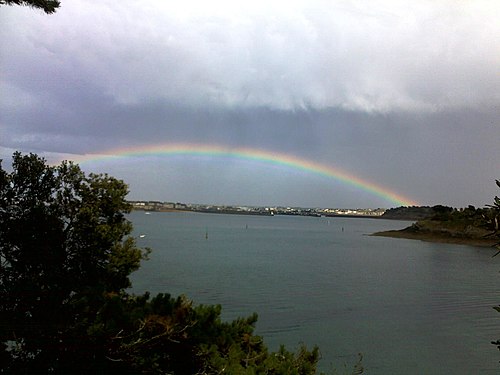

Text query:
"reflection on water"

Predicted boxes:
[[129, 211, 499, 374]]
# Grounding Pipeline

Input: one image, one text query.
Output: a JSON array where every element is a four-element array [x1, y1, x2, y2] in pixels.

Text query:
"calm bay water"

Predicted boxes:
[[129, 211, 500, 374]]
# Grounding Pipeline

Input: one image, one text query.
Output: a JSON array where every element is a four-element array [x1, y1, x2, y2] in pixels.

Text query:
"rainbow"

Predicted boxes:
[[71, 143, 418, 207]]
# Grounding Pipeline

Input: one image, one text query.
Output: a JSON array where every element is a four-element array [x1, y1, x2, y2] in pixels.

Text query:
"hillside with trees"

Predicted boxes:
[[381, 206, 436, 221], [375, 191, 500, 248]]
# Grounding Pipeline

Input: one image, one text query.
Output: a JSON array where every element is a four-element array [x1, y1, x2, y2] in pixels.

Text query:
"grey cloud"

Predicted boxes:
[[2, 0, 498, 113]]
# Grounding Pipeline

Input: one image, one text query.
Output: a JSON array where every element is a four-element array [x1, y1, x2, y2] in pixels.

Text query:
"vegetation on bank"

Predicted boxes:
[[380, 206, 437, 221], [375, 197, 500, 248], [0, 152, 364, 374]]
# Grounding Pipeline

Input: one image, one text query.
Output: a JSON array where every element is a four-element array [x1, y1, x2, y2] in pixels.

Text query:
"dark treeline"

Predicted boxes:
[[382, 203, 498, 223]]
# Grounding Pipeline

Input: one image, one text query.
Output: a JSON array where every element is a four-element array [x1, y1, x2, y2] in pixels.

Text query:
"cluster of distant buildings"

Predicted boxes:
[[129, 201, 386, 218]]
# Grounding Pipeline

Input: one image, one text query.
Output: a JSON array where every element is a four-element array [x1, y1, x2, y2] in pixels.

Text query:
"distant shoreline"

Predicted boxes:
[[372, 229, 498, 248], [131, 207, 386, 218]]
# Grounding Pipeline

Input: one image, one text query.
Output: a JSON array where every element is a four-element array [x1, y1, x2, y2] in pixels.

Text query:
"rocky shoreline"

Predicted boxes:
[[372, 226, 498, 248]]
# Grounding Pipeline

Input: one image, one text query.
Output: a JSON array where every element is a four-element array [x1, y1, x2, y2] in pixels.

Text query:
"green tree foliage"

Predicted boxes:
[[0, 152, 331, 374], [0, 152, 148, 372], [84, 292, 322, 374], [0, 0, 60, 14]]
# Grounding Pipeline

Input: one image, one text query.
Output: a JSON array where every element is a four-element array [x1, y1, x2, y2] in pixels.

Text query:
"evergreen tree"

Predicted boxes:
[[0, 152, 148, 372], [0, 0, 60, 14]]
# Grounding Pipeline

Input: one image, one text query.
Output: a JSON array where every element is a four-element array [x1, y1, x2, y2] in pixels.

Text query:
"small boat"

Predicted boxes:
[[139, 234, 146, 238]]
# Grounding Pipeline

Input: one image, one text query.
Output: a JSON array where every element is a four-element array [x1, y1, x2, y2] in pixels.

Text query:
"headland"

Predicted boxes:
[[374, 210, 499, 252]]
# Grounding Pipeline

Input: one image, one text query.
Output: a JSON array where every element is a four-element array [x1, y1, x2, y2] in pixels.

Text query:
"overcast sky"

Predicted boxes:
[[1, 0, 499, 208]]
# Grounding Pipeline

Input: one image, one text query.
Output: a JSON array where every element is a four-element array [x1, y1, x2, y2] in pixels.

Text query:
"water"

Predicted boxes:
[[129, 211, 500, 374]]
